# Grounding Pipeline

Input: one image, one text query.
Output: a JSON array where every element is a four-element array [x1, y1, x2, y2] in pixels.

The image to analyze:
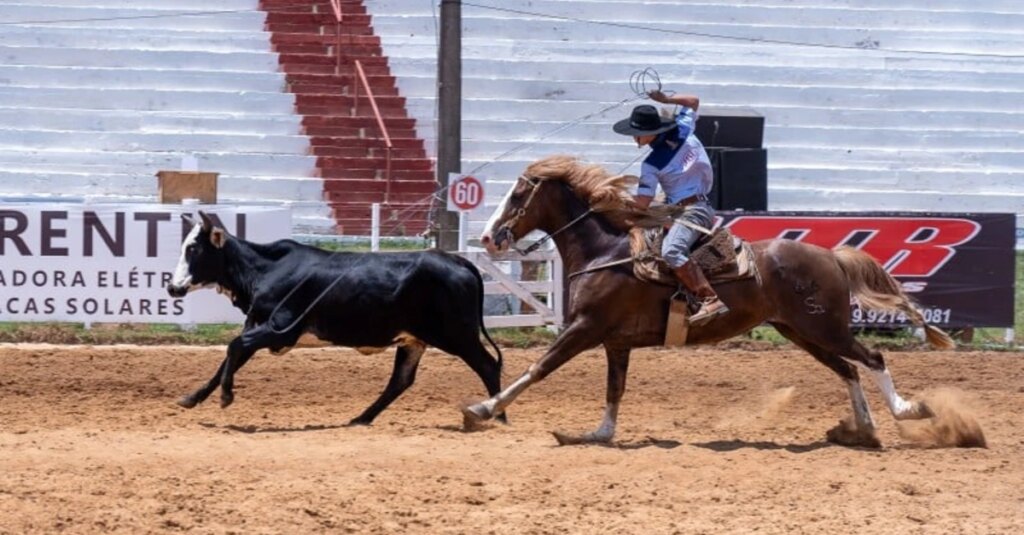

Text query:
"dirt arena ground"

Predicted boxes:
[[1, 343, 1022, 534]]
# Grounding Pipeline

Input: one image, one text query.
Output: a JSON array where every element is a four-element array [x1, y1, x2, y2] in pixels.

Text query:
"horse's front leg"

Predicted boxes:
[[462, 319, 599, 426], [552, 345, 630, 445]]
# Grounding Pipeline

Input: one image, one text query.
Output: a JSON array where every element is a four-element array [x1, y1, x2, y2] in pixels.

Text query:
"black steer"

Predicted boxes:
[[166, 211, 503, 425]]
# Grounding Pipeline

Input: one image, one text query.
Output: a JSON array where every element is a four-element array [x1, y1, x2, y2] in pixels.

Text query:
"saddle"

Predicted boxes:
[[628, 226, 758, 287]]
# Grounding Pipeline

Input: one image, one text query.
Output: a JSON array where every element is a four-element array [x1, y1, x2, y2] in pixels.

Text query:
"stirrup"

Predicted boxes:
[[688, 298, 729, 326]]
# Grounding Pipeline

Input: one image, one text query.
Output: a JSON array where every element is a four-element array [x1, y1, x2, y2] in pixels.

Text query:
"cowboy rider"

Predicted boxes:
[[613, 89, 729, 326]]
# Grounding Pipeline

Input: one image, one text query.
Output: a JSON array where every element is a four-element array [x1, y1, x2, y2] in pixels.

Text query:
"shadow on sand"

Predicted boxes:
[[199, 422, 348, 434], [691, 439, 833, 453]]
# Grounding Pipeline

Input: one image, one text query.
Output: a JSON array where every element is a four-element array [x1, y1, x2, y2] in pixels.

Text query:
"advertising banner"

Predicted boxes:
[[721, 212, 1016, 328], [0, 203, 290, 324]]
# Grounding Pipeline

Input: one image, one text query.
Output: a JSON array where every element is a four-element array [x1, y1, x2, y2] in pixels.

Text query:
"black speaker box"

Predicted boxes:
[[707, 147, 768, 211], [695, 107, 764, 149]]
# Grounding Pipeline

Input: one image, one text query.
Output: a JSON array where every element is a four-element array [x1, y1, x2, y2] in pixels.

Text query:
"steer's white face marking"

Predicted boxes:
[[170, 222, 202, 293]]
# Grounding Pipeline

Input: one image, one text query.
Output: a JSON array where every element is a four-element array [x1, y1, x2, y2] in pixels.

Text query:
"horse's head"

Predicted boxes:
[[480, 174, 560, 255], [480, 155, 641, 255], [166, 211, 230, 298]]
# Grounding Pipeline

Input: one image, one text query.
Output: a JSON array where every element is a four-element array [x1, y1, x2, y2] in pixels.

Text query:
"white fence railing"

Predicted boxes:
[[461, 249, 563, 329]]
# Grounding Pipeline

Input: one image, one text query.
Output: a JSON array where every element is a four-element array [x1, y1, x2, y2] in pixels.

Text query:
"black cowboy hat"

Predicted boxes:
[[612, 104, 676, 136]]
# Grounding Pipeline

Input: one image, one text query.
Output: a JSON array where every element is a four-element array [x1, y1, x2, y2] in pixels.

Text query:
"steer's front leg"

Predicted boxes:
[[219, 324, 281, 408], [178, 356, 227, 408]]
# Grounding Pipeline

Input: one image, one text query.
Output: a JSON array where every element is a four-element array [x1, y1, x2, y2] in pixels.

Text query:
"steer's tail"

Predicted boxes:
[[461, 258, 503, 373], [834, 246, 955, 350]]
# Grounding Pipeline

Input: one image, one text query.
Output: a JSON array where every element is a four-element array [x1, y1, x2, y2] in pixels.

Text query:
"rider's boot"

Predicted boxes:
[[673, 261, 729, 326]]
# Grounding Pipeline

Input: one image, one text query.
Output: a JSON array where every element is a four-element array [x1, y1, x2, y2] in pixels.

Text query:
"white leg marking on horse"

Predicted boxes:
[[488, 371, 535, 415], [591, 402, 619, 441], [846, 379, 876, 430], [170, 222, 202, 291], [868, 367, 917, 419]]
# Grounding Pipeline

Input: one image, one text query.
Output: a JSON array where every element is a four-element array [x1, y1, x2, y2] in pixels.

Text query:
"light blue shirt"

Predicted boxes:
[[636, 108, 714, 204]]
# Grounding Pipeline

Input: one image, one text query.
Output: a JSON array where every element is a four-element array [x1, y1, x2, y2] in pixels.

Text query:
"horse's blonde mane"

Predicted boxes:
[[523, 155, 642, 229]]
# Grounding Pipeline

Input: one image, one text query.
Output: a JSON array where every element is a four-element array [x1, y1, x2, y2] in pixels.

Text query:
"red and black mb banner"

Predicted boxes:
[[719, 212, 1016, 328]]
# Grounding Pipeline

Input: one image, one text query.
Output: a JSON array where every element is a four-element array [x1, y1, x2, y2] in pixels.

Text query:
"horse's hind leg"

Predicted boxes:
[[552, 345, 630, 445], [771, 323, 881, 448], [842, 339, 933, 421]]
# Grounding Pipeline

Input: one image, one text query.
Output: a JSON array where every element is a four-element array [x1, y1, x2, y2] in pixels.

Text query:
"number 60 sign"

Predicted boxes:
[[446, 173, 485, 212]]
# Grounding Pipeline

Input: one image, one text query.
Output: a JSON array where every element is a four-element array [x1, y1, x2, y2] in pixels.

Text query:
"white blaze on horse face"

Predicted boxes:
[[170, 222, 202, 292], [481, 182, 516, 248]]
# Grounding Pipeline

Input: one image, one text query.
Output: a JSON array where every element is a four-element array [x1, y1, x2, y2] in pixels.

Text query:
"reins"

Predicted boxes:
[[502, 174, 635, 277], [501, 174, 596, 255], [567, 257, 634, 279]]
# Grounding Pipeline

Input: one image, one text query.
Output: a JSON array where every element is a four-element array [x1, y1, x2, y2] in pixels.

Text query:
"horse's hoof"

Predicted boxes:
[[347, 418, 372, 427], [912, 400, 935, 419], [176, 396, 198, 409], [826, 419, 882, 449], [460, 404, 493, 432], [460, 402, 491, 423], [220, 395, 234, 409], [551, 430, 611, 446], [552, 431, 583, 446]]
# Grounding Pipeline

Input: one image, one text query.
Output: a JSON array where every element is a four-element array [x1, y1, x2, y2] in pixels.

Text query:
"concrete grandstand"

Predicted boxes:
[[0, 0, 1021, 238]]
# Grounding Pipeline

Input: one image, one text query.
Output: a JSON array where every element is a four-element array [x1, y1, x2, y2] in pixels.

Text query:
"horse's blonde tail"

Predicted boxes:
[[833, 246, 955, 350]]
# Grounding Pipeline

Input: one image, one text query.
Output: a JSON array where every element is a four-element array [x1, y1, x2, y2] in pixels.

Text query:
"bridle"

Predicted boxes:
[[496, 174, 594, 255]]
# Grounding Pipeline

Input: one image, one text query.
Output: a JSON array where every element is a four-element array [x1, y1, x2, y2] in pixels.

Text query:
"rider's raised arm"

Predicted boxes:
[[648, 89, 699, 111]]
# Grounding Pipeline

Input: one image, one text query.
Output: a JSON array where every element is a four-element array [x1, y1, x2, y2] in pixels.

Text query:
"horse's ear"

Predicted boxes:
[[198, 210, 215, 231]]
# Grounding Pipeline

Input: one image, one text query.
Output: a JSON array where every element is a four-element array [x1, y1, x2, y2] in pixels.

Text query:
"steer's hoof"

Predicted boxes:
[[220, 394, 234, 409], [176, 395, 199, 409]]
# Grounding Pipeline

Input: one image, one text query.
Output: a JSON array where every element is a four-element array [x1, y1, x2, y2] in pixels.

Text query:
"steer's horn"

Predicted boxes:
[[181, 213, 197, 226], [198, 210, 215, 231]]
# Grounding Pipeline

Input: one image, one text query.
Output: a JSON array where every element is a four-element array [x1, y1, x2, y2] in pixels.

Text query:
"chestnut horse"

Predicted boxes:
[[462, 155, 954, 448]]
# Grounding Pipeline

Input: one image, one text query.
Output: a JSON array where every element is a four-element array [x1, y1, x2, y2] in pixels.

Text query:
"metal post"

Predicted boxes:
[[433, 0, 461, 251], [458, 210, 468, 252], [371, 202, 381, 251]]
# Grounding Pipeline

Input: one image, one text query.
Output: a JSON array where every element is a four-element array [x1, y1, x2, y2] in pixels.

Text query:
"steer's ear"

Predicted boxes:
[[210, 227, 227, 249], [197, 210, 228, 248], [207, 226, 226, 248]]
